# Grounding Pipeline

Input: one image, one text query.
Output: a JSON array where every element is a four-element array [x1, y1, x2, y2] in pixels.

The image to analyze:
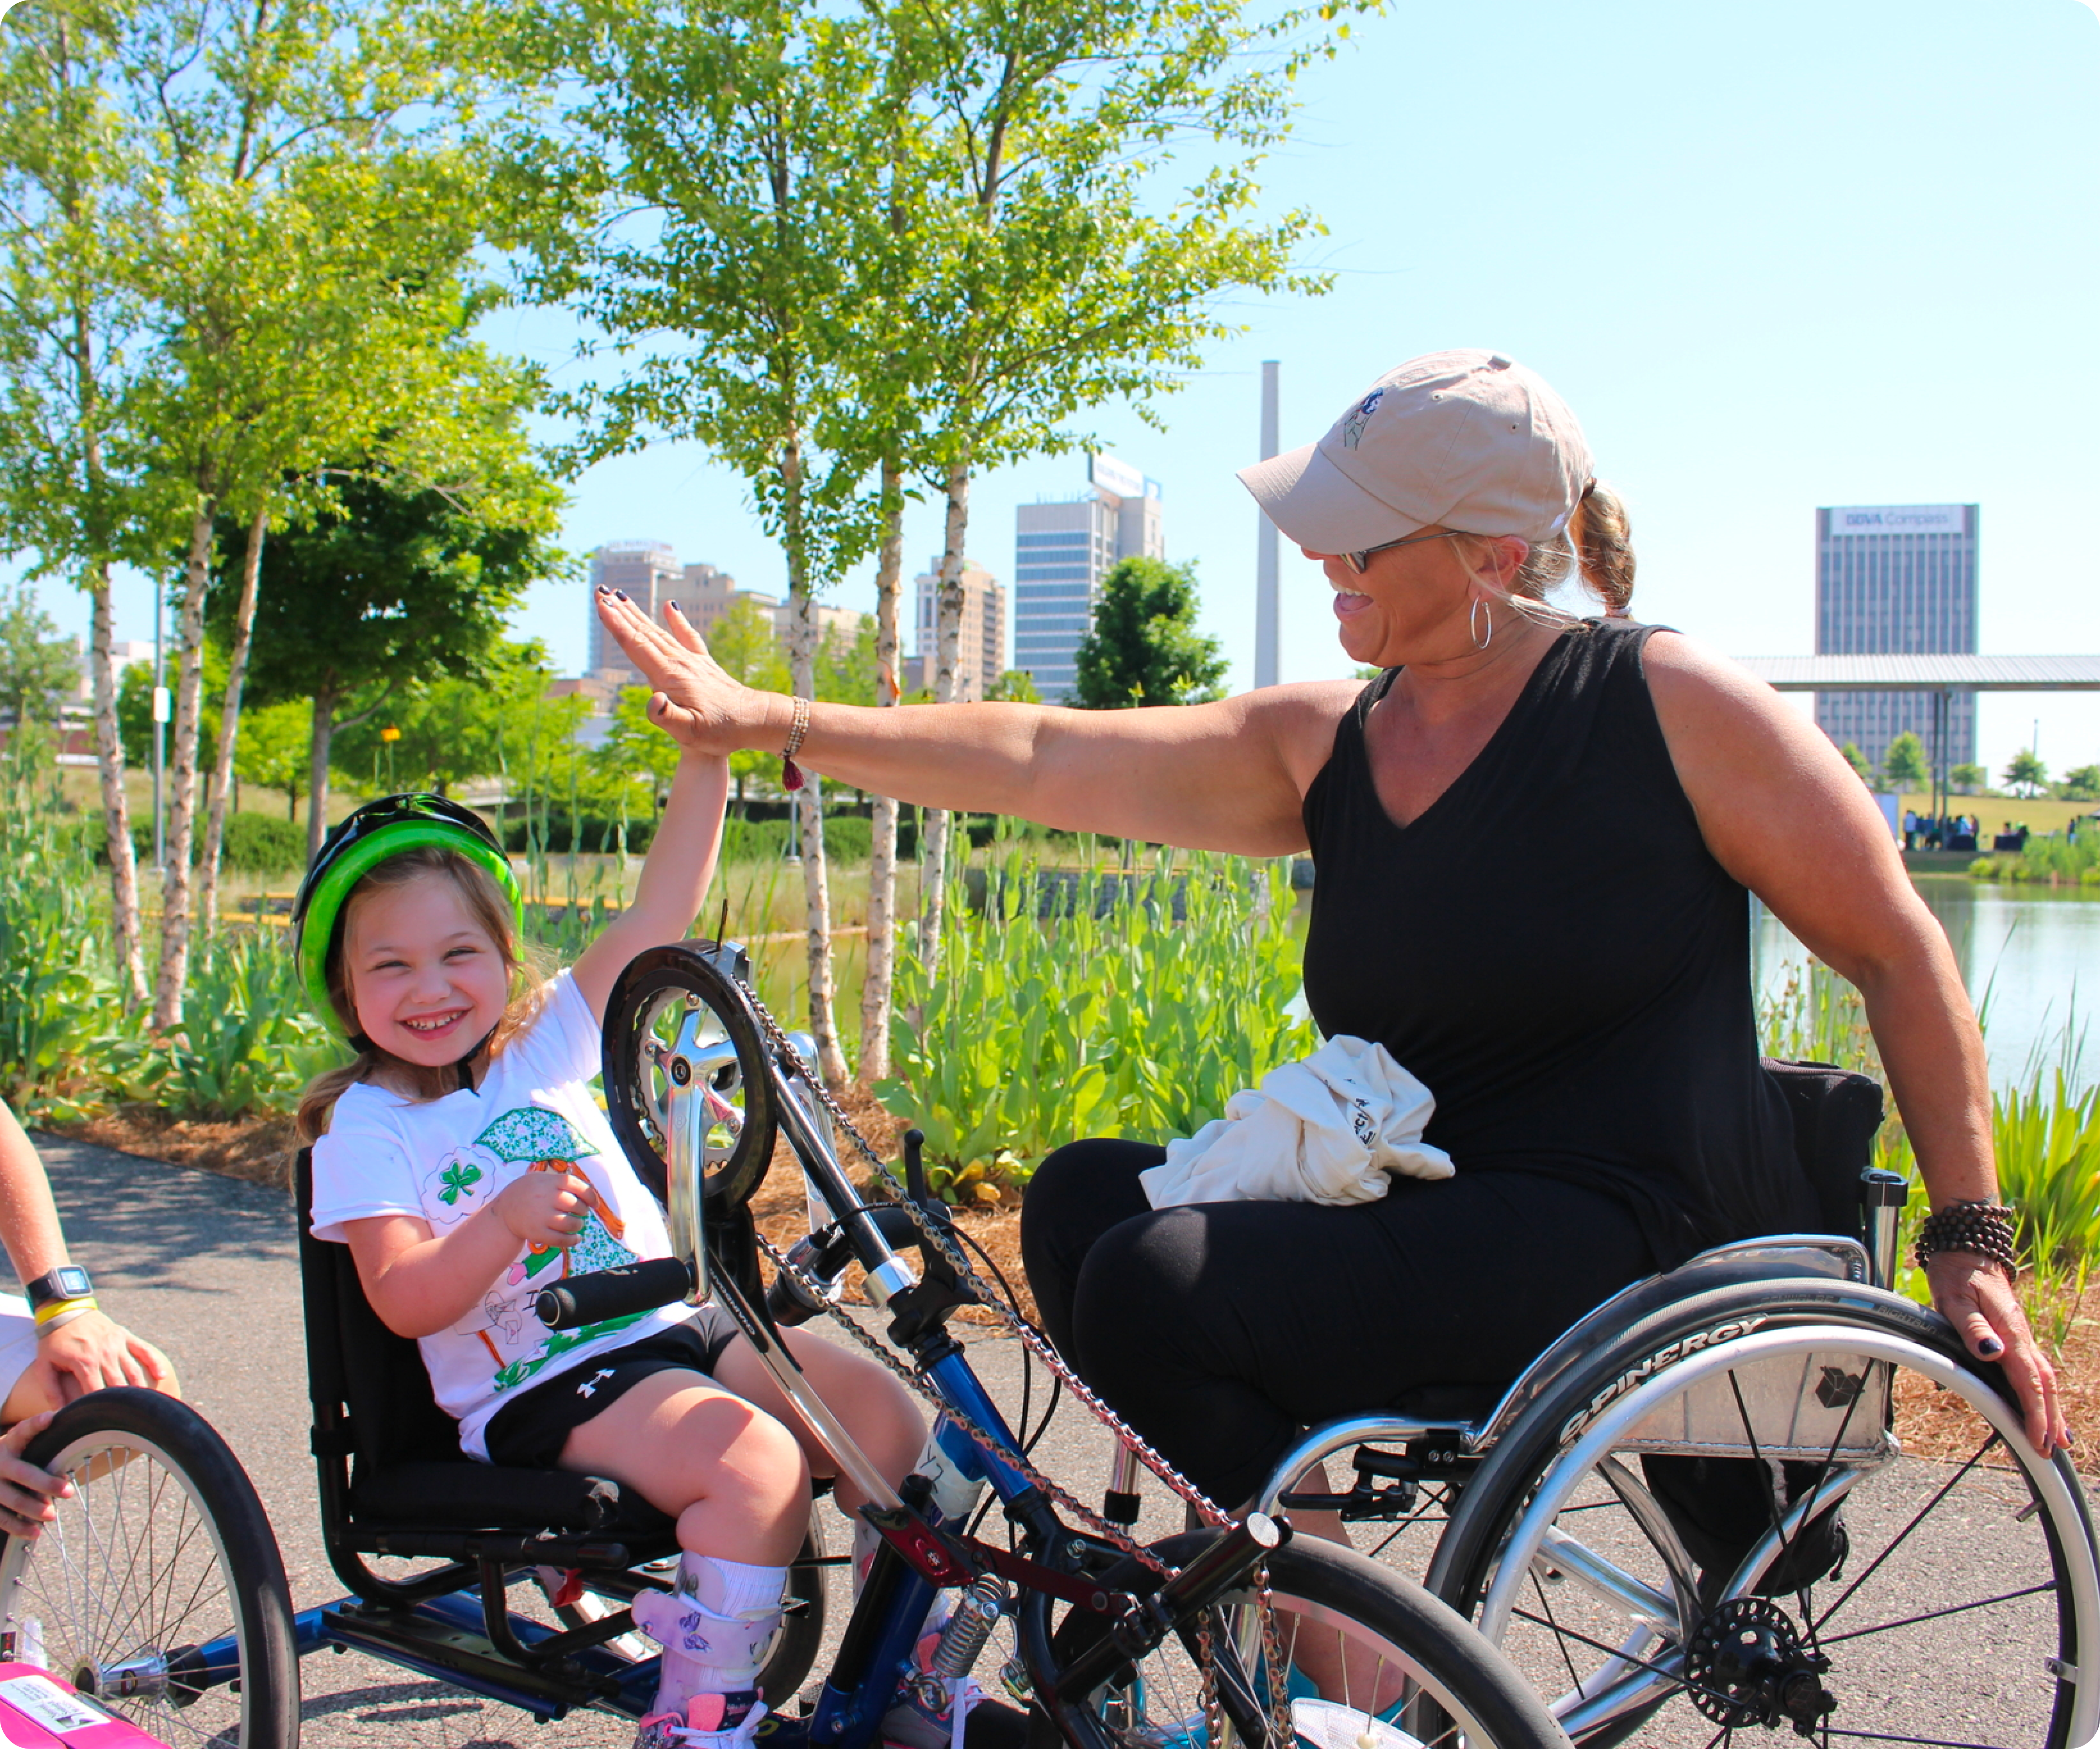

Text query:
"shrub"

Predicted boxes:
[[876, 852, 1313, 1199], [502, 815, 658, 855], [221, 812, 306, 875]]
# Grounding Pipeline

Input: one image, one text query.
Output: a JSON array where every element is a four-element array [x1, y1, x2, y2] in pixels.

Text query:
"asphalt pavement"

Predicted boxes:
[[25, 1131, 2096, 1749]]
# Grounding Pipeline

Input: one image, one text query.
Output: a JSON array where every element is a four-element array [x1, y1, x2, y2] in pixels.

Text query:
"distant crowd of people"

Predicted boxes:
[[1902, 810, 1984, 851]]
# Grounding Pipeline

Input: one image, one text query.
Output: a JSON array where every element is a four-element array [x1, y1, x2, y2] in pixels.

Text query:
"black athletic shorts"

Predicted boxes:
[[481, 1305, 742, 1469]]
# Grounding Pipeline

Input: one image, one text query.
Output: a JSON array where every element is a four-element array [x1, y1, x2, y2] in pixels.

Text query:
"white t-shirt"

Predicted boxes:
[[310, 969, 688, 1460]]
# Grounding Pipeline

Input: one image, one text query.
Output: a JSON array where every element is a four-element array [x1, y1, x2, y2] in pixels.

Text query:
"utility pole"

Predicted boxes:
[[151, 575, 167, 874], [1254, 361, 1280, 689]]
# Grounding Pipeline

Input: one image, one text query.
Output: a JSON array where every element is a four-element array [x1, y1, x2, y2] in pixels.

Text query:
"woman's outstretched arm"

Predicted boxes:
[[594, 588, 1348, 856]]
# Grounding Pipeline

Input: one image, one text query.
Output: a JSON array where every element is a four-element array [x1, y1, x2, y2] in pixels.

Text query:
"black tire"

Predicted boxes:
[[0, 1387, 300, 1749], [1030, 1529, 1568, 1749], [602, 941, 777, 1213], [1426, 1279, 2098, 1748], [554, 1521, 830, 1704]]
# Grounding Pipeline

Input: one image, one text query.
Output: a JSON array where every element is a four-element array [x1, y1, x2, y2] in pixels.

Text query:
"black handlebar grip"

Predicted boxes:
[[536, 1257, 697, 1331]]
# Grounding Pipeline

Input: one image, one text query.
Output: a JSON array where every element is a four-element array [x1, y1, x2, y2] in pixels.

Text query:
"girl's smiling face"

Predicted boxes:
[[343, 873, 511, 1069]]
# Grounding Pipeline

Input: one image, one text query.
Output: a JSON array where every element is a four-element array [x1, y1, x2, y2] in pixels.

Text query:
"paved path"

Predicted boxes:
[[26, 1132, 2095, 1749], [26, 1133, 1178, 1748]]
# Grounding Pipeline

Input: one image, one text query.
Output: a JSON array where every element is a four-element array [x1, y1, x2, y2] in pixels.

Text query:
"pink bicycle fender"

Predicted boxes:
[[0, 1666, 169, 1748]]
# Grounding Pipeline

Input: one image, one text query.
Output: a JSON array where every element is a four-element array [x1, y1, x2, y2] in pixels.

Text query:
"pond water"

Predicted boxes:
[[1753, 878, 2100, 1091]]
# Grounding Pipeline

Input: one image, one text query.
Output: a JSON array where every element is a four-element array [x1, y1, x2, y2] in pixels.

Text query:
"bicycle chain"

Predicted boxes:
[[729, 979, 1299, 1744], [734, 977, 1232, 1536]]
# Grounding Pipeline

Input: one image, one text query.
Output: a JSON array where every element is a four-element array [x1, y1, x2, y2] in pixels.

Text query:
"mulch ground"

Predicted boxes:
[[43, 1098, 2091, 1472]]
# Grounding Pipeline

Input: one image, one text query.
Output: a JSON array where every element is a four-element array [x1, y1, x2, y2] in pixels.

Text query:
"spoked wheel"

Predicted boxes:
[[1427, 1282, 2100, 1749], [1029, 1530, 1567, 1749], [0, 1387, 300, 1749], [602, 941, 777, 1211], [554, 1521, 831, 1704]]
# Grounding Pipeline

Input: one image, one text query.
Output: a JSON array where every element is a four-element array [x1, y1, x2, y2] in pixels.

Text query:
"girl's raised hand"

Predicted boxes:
[[492, 1172, 596, 1251]]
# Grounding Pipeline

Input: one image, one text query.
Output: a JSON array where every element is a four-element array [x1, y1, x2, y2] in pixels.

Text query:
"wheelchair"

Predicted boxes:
[[0, 941, 1578, 1749], [1125, 1059, 2100, 1748]]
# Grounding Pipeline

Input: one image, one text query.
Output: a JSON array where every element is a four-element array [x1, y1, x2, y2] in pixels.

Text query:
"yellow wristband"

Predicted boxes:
[[33, 1296, 97, 1327]]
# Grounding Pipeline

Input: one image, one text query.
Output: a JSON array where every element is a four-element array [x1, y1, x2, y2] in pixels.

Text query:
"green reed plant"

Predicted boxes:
[[877, 847, 1312, 1200]]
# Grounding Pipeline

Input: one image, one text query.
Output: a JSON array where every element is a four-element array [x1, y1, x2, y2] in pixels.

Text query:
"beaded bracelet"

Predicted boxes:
[[1914, 1200, 2019, 1279], [781, 697, 811, 794]]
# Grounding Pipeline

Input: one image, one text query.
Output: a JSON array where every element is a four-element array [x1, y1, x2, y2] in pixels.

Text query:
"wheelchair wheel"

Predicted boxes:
[[0, 1387, 299, 1749], [554, 1520, 830, 1704], [1426, 1279, 2100, 1748], [1029, 1529, 1566, 1749]]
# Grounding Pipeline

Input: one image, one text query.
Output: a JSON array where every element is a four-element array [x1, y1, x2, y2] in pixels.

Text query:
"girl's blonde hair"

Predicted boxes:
[[296, 846, 549, 1143]]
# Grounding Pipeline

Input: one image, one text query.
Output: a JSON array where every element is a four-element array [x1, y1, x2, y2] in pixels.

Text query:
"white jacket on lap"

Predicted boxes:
[[1139, 1035, 1454, 1209]]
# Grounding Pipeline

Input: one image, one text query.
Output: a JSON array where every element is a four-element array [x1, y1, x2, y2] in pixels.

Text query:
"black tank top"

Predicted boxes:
[[1299, 618, 1815, 1268]]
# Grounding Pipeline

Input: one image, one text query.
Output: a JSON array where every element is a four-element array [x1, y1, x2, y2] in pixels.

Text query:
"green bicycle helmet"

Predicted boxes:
[[292, 792, 524, 1042]]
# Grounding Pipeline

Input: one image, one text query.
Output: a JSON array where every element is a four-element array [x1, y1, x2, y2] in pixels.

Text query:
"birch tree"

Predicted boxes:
[[0, 0, 155, 1002], [514, 0, 898, 1091], [899, 0, 1351, 966]]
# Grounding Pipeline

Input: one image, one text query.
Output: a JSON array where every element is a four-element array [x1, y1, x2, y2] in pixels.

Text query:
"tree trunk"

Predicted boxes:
[[858, 456, 905, 1084], [916, 457, 972, 982], [788, 584, 849, 1093], [195, 502, 267, 939], [151, 505, 214, 1030], [306, 681, 340, 860], [86, 560, 146, 1007]]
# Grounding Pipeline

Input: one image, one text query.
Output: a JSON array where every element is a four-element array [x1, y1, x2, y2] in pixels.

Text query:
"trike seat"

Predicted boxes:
[[295, 1149, 677, 1579]]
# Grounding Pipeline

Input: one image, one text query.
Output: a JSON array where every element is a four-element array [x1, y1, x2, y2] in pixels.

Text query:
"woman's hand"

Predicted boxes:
[[492, 1173, 596, 1251], [594, 589, 780, 756], [1927, 1251, 2068, 1455], [0, 1411, 68, 1540], [30, 1310, 171, 1404]]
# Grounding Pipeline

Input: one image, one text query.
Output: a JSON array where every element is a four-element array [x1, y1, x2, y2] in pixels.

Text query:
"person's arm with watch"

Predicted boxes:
[[0, 1099, 176, 1418]]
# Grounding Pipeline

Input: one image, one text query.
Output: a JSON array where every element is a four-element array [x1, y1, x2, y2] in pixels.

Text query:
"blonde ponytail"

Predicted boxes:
[[1567, 481, 1635, 616]]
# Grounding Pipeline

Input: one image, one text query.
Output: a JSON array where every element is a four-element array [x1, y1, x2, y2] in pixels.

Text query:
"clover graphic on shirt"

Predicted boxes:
[[425, 1143, 501, 1226]]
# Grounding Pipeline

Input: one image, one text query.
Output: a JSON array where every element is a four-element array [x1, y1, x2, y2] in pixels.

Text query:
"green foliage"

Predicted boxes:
[[1073, 557, 1228, 709], [817, 616, 879, 707], [876, 851, 1312, 1198], [984, 670, 1041, 704], [2003, 747, 2048, 798], [220, 813, 306, 874], [2057, 765, 2100, 802], [233, 698, 311, 811], [334, 639, 566, 798], [1838, 742, 1875, 787], [0, 587, 80, 726], [1881, 731, 1928, 790], [0, 729, 119, 1101], [1951, 763, 1987, 793]]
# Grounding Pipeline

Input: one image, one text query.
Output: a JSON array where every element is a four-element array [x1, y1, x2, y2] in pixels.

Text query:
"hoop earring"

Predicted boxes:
[[1469, 598, 1494, 652]]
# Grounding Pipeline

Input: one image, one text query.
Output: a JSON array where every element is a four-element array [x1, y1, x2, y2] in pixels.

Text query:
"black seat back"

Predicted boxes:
[[296, 1148, 464, 1473], [1760, 1057, 1887, 1240]]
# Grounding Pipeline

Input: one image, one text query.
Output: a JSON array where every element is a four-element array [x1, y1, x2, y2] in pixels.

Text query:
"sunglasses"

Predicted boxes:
[[1345, 528, 1458, 575]]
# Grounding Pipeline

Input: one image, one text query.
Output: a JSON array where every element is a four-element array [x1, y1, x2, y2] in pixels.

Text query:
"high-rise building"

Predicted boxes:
[[679, 564, 756, 639], [1013, 456, 1164, 701], [908, 558, 1006, 699], [586, 542, 682, 682], [1814, 503, 1978, 772]]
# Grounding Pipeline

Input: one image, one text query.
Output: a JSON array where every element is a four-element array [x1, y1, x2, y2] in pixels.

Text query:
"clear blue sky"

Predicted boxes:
[[25, 0, 2100, 779]]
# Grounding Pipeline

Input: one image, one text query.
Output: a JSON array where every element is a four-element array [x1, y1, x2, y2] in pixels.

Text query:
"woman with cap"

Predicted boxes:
[[593, 348, 2063, 1519]]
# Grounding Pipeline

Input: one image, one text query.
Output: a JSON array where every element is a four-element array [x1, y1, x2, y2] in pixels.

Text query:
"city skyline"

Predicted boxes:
[[16, 0, 2100, 779]]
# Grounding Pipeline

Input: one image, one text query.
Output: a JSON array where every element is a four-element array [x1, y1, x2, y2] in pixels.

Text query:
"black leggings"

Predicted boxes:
[[1019, 1139, 1658, 1507]]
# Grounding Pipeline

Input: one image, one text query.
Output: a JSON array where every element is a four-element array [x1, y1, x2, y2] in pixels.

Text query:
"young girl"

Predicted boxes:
[[295, 745, 962, 1749]]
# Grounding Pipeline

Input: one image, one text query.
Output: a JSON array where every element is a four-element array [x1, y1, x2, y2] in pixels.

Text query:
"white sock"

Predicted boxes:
[[634, 1555, 789, 1718]]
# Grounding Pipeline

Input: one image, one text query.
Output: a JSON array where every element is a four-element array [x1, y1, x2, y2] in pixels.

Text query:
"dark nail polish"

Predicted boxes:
[[2063, 1427, 2077, 1445], [596, 584, 609, 596], [667, 600, 680, 614], [616, 589, 630, 602], [1979, 1337, 2004, 1357]]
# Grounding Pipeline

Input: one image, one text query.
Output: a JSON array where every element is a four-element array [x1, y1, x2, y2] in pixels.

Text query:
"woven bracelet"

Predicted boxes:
[[1914, 1200, 2019, 1279]]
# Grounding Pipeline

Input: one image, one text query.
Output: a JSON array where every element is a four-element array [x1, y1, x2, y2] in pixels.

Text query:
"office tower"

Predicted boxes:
[[1013, 456, 1164, 701], [679, 564, 754, 638], [1814, 503, 1978, 771], [909, 558, 1007, 699], [586, 542, 682, 681]]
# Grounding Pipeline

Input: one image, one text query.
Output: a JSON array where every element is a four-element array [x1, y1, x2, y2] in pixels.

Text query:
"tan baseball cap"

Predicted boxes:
[[1236, 349, 1593, 551]]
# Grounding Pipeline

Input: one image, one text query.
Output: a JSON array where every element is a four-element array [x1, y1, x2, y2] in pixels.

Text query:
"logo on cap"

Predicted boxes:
[[1341, 388, 1385, 451]]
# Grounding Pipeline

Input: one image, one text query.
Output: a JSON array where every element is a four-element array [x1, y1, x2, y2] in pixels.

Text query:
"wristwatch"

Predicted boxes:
[[24, 1267, 93, 1310]]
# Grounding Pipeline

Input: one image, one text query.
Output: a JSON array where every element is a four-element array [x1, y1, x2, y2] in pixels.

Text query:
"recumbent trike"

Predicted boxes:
[[0, 941, 1570, 1749]]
